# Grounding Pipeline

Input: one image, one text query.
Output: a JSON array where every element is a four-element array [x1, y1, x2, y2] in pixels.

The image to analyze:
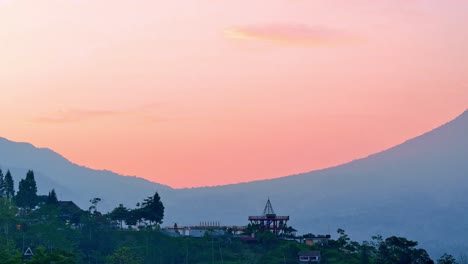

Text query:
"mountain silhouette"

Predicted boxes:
[[1, 109, 467, 257]]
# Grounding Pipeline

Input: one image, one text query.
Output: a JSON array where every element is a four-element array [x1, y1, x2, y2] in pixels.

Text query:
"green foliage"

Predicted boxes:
[[124, 209, 140, 226], [0, 168, 441, 264], [4, 170, 15, 199], [337, 228, 351, 248], [0, 241, 22, 264], [15, 170, 38, 208], [0, 197, 18, 237], [0, 169, 5, 197], [107, 247, 142, 264], [256, 230, 279, 249], [0, 169, 15, 200], [438, 253, 458, 264], [374, 236, 434, 264], [46, 189, 59, 205], [110, 204, 129, 229], [89, 197, 102, 215], [28, 246, 77, 264], [138, 192, 164, 226]]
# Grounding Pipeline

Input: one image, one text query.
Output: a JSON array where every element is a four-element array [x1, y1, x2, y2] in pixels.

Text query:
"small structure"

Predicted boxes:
[[298, 251, 321, 263], [23, 247, 34, 260], [162, 221, 226, 238], [248, 198, 289, 236], [303, 234, 331, 246]]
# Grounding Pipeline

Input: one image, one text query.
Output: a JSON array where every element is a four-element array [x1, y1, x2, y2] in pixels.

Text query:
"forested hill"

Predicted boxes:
[[0, 171, 460, 263]]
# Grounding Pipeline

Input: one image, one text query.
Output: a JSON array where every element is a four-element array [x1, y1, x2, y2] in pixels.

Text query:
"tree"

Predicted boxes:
[[15, 170, 38, 208], [360, 241, 375, 264], [110, 204, 129, 229], [256, 230, 278, 249], [125, 209, 140, 227], [377, 236, 434, 264], [46, 189, 59, 205], [0, 169, 5, 197], [0, 240, 22, 264], [89, 197, 102, 215], [337, 228, 350, 248], [4, 170, 14, 200], [107, 247, 142, 264], [29, 246, 76, 264], [139, 192, 164, 225], [438, 254, 458, 264]]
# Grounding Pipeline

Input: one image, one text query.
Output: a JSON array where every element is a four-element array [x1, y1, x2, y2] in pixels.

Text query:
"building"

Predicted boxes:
[[162, 221, 226, 238], [298, 251, 321, 263], [303, 235, 331, 246], [56, 201, 83, 224]]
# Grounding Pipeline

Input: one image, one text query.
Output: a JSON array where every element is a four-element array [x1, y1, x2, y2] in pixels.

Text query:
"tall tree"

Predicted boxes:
[[376, 236, 434, 264], [4, 170, 14, 199], [140, 192, 164, 225], [337, 228, 350, 248], [89, 197, 102, 215], [15, 170, 38, 208], [46, 189, 59, 205], [437, 254, 457, 264], [0, 169, 5, 197], [110, 204, 129, 229]]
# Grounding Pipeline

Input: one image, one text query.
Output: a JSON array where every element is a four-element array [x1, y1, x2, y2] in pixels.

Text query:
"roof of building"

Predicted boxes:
[[298, 251, 321, 257], [57, 201, 83, 215], [263, 198, 276, 216], [249, 198, 289, 220]]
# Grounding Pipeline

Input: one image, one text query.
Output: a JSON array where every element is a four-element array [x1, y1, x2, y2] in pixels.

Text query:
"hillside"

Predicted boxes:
[[0, 109, 467, 257], [168, 109, 468, 257], [0, 137, 173, 212]]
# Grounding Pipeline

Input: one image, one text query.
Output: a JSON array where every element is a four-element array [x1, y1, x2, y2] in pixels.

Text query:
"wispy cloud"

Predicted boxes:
[[30, 109, 121, 124], [224, 24, 356, 47]]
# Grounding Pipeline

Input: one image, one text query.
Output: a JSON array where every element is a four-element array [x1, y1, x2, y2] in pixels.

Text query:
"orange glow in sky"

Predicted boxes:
[[0, 0, 467, 188]]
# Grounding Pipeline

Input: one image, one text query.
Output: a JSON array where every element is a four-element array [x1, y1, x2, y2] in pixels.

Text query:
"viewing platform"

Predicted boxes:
[[248, 198, 289, 236], [248, 215, 289, 221]]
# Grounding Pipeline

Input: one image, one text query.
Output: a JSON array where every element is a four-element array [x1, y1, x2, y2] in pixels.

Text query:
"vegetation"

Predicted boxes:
[[0, 168, 460, 263], [0, 169, 15, 199], [15, 170, 38, 209]]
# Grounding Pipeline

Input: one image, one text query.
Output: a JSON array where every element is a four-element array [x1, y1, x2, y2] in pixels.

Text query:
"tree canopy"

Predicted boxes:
[[46, 189, 58, 205], [139, 192, 164, 225], [110, 204, 129, 229], [4, 170, 15, 199], [0, 167, 456, 264], [15, 170, 38, 208]]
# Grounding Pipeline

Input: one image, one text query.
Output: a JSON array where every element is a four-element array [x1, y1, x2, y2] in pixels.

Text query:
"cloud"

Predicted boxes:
[[224, 24, 355, 47], [30, 109, 120, 124]]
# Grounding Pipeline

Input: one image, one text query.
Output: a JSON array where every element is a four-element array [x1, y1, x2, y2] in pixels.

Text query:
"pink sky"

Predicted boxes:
[[0, 0, 467, 188]]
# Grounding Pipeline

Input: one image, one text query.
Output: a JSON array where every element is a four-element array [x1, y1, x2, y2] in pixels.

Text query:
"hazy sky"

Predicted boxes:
[[0, 0, 467, 188]]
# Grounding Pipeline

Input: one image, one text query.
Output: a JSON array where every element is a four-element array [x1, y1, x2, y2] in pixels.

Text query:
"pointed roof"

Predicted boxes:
[[263, 198, 276, 216], [24, 247, 34, 256]]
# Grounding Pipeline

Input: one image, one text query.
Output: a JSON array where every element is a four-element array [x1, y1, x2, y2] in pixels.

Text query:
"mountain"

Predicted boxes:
[[167, 109, 468, 257], [1, 109, 467, 257], [0, 137, 173, 212]]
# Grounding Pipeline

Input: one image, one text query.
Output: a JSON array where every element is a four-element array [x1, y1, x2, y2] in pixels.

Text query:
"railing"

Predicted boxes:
[[248, 215, 289, 220]]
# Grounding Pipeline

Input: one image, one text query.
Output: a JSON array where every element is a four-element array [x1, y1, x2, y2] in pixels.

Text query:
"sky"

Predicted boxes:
[[0, 0, 467, 188]]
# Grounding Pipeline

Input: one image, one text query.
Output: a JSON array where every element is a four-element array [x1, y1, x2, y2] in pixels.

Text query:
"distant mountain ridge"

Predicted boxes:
[[0, 137, 173, 212], [1, 109, 467, 258]]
